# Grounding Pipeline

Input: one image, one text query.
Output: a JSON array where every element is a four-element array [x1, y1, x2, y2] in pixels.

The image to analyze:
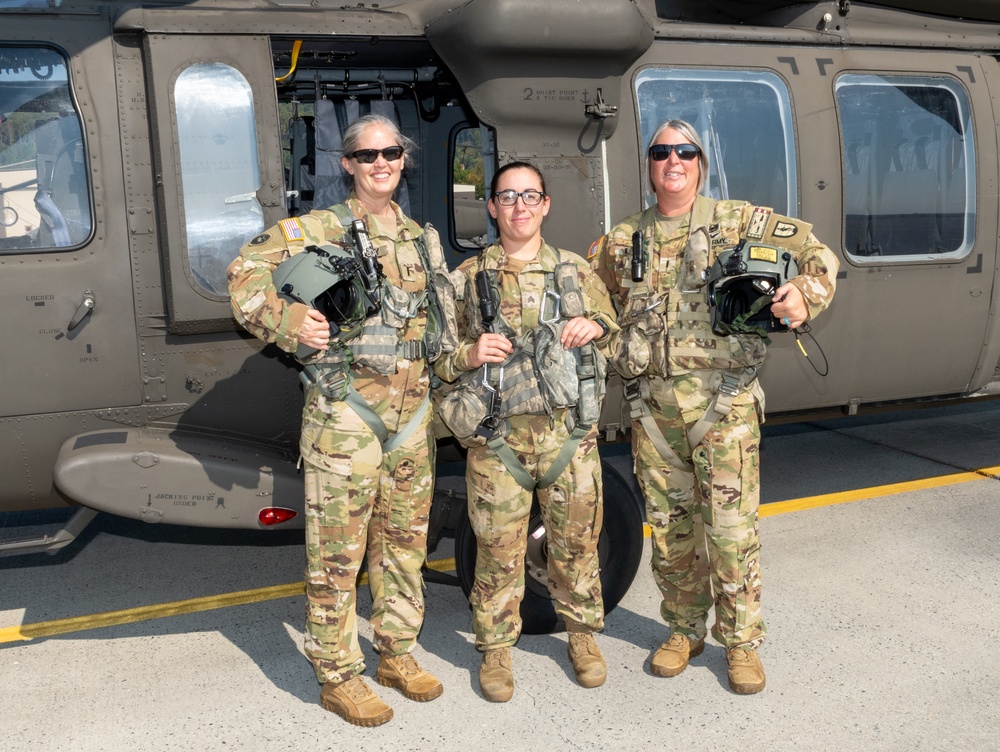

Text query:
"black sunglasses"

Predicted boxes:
[[346, 146, 405, 164], [648, 143, 701, 162]]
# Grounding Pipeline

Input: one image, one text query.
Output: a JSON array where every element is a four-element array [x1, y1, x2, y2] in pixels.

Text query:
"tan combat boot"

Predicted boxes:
[[726, 647, 766, 694], [479, 647, 514, 702], [567, 632, 607, 688], [375, 652, 444, 702], [320, 675, 393, 727], [650, 633, 705, 677]]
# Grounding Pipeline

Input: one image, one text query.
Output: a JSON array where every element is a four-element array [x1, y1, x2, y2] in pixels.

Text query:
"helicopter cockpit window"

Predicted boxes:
[[836, 74, 975, 261], [0, 46, 92, 253], [174, 63, 264, 296], [634, 68, 796, 215]]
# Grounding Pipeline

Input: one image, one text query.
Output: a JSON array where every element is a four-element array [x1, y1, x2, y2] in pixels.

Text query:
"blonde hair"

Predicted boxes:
[[645, 119, 708, 195]]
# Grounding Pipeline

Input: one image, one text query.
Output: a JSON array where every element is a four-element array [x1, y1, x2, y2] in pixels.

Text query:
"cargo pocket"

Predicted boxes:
[[386, 456, 416, 530], [737, 434, 760, 516], [546, 465, 601, 554]]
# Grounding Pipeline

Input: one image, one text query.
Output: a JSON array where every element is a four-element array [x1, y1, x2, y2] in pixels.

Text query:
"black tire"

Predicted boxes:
[[454, 458, 645, 635]]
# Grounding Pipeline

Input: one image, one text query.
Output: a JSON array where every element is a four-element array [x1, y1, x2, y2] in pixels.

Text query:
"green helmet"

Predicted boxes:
[[272, 244, 379, 359], [707, 240, 799, 338]]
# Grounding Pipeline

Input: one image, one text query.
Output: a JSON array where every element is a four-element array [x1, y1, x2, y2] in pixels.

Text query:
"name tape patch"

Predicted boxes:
[[748, 245, 778, 264]]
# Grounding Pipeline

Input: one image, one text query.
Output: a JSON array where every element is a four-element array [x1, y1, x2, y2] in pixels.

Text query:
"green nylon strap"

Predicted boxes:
[[537, 423, 589, 488], [345, 384, 430, 455], [486, 422, 589, 493], [623, 371, 752, 463], [623, 378, 688, 470], [305, 362, 429, 454], [487, 435, 536, 492]]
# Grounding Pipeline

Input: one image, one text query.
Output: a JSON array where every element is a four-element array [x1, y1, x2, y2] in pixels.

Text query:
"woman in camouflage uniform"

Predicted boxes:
[[227, 114, 444, 727], [435, 162, 618, 702], [591, 119, 838, 694]]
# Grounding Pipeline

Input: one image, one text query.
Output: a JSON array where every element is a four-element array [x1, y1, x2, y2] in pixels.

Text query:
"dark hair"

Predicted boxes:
[[490, 160, 547, 198]]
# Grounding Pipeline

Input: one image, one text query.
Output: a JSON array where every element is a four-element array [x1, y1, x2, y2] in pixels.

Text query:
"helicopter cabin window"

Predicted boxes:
[[453, 125, 487, 248], [0, 45, 92, 253], [174, 63, 264, 296], [836, 74, 975, 261], [633, 68, 796, 215]]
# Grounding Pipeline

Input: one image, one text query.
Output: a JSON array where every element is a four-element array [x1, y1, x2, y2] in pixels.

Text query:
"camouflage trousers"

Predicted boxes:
[[302, 406, 435, 685], [632, 375, 766, 649], [466, 426, 605, 650]]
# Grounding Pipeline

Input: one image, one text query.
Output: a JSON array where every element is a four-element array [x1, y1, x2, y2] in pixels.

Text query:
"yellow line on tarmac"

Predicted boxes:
[[3, 468, 997, 645], [0, 557, 458, 645], [759, 466, 1000, 517]]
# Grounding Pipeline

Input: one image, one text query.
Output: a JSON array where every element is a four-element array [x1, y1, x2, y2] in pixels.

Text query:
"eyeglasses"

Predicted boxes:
[[648, 143, 701, 162], [492, 189, 546, 206], [346, 146, 404, 164]]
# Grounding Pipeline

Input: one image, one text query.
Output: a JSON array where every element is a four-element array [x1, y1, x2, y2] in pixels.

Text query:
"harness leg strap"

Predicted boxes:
[[623, 378, 689, 470]]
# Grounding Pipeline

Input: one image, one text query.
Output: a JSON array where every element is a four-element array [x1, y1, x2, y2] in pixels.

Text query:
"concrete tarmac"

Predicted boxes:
[[2, 404, 1000, 751]]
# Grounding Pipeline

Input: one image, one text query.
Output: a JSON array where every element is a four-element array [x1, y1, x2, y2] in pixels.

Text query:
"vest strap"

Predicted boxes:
[[303, 363, 429, 454], [623, 369, 756, 464], [486, 421, 589, 492]]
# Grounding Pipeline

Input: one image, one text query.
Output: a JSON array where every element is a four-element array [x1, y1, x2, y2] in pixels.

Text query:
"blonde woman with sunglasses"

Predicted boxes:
[[228, 114, 452, 726], [590, 119, 838, 695]]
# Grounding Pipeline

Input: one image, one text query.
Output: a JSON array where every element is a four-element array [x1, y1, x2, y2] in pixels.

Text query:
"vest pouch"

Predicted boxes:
[[496, 347, 548, 418], [422, 225, 460, 356], [612, 307, 665, 379], [574, 343, 607, 427], [731, 333, 768, 370], [380, 283, 418, 329], [424, 302, 444, 363], [555, 262, 586, 319], [534, 321, 580, 409], [437, 374, 490, 446], [346, 317, 397, 375]]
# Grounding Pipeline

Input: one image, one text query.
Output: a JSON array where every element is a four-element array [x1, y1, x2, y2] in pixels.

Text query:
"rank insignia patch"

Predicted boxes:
[[746, 207, 771, 240]]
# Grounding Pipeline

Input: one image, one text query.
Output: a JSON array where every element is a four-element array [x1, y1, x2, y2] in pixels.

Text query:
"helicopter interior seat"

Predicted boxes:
[[33, 114, 89, 248], [295, 96, 411, 217], [880, 137, 944, 255]]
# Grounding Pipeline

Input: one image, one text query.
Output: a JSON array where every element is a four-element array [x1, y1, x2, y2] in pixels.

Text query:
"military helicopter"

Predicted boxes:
[[2, 0, 999, 632]]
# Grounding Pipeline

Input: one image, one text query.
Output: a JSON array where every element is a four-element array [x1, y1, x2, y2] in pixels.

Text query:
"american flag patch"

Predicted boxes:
[[279, 218, 304, 242]]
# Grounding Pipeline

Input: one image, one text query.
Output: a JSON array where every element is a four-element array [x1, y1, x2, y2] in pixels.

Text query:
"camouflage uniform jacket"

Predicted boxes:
[[435, 240, 619, 454], [227, 196, 430, 435], [591, 196, 838, 379]]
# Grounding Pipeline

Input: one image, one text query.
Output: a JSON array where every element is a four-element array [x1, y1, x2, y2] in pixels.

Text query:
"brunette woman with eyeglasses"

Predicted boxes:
[[590, 118, 838, 695], [228, 114, 454, 726], [434, 161, 619, 702]]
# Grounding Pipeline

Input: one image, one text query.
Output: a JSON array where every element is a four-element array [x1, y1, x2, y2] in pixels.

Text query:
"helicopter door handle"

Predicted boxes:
[[68, 291, 95, 331]]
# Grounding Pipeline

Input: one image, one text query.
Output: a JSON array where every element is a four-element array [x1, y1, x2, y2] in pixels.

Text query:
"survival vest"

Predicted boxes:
[[438, 248, 606, 490], [303, 204, 458, 453]]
